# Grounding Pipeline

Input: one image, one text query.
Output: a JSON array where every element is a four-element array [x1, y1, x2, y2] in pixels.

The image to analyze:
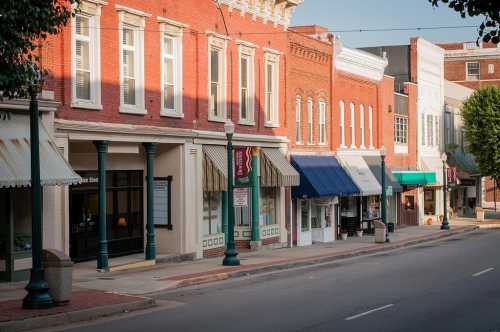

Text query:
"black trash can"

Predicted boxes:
[[388, 222, 395, 233]]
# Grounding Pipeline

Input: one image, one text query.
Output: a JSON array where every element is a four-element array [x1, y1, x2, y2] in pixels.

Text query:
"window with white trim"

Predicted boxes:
[[359, 104, 365, 148], [427, 114, 434, 147], [72, 4, 101, 109], [307, 98, 313, 144], [118, 11, 146, 114], [160, 22, 183, 117], [394, 115, 408, 144], [435, 115, 440, 147], [466, 61, 480, 81], [368, 105, 374, 149], [208, 34, 227, 121], [203, 192, 222, 236], [350, 102, 356, 148], [238, 43, 255, 124], [295, 96, 302, 143], [340, 101, 346, 147], [264, 51, 279, 126], [319, 100, 326, 144], [488, 64, 495, 74]]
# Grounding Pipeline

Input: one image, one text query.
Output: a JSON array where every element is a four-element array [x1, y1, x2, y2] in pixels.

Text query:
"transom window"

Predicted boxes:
[[319, 100, 326, 144], [466, 62, 480, 81]]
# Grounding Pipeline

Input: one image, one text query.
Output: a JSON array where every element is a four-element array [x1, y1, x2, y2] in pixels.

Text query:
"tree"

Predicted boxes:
[[0, 0, 79, 98], [461, 86, 500, 182], [429, 0, 500, 44]]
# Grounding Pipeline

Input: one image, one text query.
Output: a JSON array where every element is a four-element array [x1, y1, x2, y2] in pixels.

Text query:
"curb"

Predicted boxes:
[[0, 298, 155, 332], [169, 226, 478, 290]]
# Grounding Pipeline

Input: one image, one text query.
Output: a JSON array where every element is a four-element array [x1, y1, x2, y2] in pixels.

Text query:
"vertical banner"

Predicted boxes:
[[447, 167, 457, 184], [234, 147, 252, 186]]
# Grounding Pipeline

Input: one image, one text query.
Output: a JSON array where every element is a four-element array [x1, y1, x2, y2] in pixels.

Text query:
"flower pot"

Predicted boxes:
[[341, 233, 348, 240], [356, 230, 363, 238], [426, 218, 433, 225]]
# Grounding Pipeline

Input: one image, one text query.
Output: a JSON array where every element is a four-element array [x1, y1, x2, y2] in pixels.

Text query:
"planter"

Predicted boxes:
[[356, 230, 363, 238], [340, 233, 348, 241]]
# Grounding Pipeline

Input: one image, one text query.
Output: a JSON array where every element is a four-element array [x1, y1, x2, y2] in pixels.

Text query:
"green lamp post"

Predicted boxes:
[[223, 120, 240, 266], [143, 142, 158, 261], [441, 152, 450, 230], [380, 146, 389, 243], [23, 89, 54, 309]]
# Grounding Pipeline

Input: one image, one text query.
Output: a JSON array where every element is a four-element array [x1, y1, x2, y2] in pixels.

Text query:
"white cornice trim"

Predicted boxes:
[[236, 39, 258, 48], [157, 16, 189, 28], [206, 30, 231, 40], [335, 41, 387, 81], [263, 47, 283, 55], [115, 4, 152, 18]]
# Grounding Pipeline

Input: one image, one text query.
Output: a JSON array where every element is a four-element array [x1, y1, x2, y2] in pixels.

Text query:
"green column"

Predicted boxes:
[[23, 90, 54, 309], [93, 140, 109, 270], [222, 190, 228, 245], [251, 147, 261, 242], [223, 132, 240, 266], [143, 143, 158, 260]]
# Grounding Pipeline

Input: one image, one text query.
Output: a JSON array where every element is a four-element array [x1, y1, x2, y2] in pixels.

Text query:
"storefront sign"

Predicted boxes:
[[234, 147, 252, 186], [233, 187, 248, 207], [447, 167, 457, 184]]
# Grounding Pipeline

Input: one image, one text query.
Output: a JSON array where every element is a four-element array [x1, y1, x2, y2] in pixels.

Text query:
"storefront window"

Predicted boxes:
[[404, 195, 415, 210], [203, 191, 222, 236], [311, 204, 322, 228], [325, 205, 332, 228], [69, 170, 144, 262], [301, 200, 310, 231], [260, 187, 277, 226], [424, 189, 436, 215], [362, 196, 380, 220], [236, 188, 252, 226], [12, 189, 32, 253]]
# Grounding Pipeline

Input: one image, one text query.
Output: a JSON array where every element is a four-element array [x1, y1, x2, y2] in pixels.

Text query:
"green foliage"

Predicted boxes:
[[430, 0, 500, 44], [0, 0, 79, 98], [461, 86, 500, 178]]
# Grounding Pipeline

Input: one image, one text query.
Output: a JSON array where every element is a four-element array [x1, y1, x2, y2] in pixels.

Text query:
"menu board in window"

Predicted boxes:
[[153, 176, 172, 229]]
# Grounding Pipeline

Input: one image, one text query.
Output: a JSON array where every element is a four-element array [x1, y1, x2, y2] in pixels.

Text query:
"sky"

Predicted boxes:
[[290, 0, 484, 48]]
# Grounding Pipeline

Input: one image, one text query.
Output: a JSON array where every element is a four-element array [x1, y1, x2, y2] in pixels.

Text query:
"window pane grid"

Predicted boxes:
[[163, 35, 176, 111], [74, 15, 92, 101], [122, 26, 136, 106], [394, 115, 408, 144], [210, 48, 222, 118]]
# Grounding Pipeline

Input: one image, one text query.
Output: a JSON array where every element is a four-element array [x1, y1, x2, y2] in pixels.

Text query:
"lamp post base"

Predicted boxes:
[[222, 248, 240, 266], [440, 223, 450, 230], [23, 269, 53, 309]]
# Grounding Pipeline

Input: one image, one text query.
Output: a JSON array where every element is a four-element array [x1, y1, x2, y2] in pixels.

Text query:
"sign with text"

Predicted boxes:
[[233, 188, 249, 207], [447, 167, 457, 184], [234, 147, 252, 186]]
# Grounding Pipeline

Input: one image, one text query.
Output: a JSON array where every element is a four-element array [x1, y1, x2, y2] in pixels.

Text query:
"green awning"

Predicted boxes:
[[392, 171, 437, 186]]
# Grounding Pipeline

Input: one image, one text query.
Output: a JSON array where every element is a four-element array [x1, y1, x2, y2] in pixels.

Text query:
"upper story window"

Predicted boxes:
[[421, 113, 426, 146], [160, 19, 185, 117], [295, 96, 302, 144], [208, 32, 228, 122], [118, 7, 147, 114], [394, 115, 408, 145], [319, 100, 326, 145], [435, 115, 440, 147], [72, 1, 102, 110], [264, 49, 280, 127], [307, 98, 313, 144], [368, 106, 374, 149], [339, 101, 346, 147], [349, 102, 356, 148], [488, 64, 495, 74], [359, 104, 365, 148], [466, 61, 480, 81], [426, 114, 434, 147], [238, 41, 255, 125]]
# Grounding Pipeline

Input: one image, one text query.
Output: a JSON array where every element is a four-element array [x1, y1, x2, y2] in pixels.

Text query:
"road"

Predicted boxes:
[[49, 229, 500, 332]]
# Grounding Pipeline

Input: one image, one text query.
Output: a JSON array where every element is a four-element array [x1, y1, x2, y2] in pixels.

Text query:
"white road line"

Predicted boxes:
[[345, 304, 394, 321], [472, 267, 494, 277]]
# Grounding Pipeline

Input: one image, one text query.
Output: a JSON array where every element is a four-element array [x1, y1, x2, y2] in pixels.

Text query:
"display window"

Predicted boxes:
[[203, 191, 222, 236], [236, 187, 252, 226], [260, 187, 277, 226], [424, 189, 436, 215], [300, 200, 310, 232]]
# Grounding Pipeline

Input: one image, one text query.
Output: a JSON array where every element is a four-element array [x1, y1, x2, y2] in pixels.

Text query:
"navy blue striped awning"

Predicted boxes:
[[291, 155, 359, 199]]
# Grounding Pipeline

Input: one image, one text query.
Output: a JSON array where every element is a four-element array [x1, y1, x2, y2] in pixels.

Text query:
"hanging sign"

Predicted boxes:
[[234, 147, 252, 186], [447, 167, 457, 184], [233, 188, 249, 207]]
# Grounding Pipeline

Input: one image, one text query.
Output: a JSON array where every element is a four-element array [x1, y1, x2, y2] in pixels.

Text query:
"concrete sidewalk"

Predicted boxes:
[[71, 225, 477, 296]]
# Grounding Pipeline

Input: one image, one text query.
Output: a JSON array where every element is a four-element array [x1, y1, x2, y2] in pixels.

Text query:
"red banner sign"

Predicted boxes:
[[447, 167, 457, 184], [234, 147, 252, 185]]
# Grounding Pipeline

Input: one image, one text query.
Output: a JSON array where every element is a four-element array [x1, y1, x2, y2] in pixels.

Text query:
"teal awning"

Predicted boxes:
[[393, 171, 436, 186]]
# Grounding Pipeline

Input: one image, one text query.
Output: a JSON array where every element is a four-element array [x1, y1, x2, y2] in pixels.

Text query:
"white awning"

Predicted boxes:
[[261, 148, 300, 187], [337, 154, 382, 196], [0, 112, 81, 188]]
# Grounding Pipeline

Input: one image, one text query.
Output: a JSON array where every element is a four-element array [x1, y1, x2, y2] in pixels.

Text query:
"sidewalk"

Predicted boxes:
[[450, 216, 500, 228]]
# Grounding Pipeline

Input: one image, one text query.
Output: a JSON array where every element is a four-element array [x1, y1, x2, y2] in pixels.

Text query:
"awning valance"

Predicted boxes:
[[260, 148, 300, 187], [337, 154, 382, 196], [392, 171, 436, 186], [203, 145, 227, 192], [291, 155, 359, 199], [0, 113, 81, 188], [363, 156, 403, 195]]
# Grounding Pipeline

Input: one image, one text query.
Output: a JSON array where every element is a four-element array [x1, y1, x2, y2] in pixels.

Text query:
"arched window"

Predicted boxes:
[[360, 104, 365, 148], [295, 96, 302, 143], [350, 102, 356, 148], [339, 101, 345, 147], [368, 105, 374, 149], [307, 98, 313, 144]]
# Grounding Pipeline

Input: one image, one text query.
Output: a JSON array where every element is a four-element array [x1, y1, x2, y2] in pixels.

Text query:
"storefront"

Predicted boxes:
[[291, 155, 358, 246], [0, 111, 81, 281]]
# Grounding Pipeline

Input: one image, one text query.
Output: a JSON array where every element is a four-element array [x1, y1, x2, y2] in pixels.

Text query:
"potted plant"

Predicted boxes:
[[340, 229, 348, 240], [476, 207, 485, 221], [356, 227, 363, 238]]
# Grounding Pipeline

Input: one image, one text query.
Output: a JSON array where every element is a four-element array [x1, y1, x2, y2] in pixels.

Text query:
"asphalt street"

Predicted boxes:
[[49, 229, 500, 332]]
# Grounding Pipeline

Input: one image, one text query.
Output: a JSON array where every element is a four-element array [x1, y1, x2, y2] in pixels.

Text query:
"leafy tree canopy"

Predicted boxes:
[[461, 86, 500, 178], [0, 0, 79, 99], [430, 0, 500, 44]]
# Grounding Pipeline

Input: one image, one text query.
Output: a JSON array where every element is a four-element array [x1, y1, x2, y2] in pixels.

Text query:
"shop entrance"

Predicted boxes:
[[69, 170, 144, 262]]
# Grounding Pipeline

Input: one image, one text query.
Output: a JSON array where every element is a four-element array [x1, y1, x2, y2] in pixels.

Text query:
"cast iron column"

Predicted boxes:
[[143, 143, 158, 260], [94, 140, 109, 270], [223, 131, 240, 266], [441, 159, 450, 230], [381, 153, 389, 242], [251, 147, 260, 242], [23, 91, 54, 309]]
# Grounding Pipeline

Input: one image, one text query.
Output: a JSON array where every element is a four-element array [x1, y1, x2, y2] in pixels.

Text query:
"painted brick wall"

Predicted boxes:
[[42, 0, 290, 137]]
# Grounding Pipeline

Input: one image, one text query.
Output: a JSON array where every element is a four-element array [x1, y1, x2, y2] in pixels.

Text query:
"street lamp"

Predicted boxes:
[[441, 152, 450, 230], [380, 146, 389, 243], [223, 120, 240, 266]]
